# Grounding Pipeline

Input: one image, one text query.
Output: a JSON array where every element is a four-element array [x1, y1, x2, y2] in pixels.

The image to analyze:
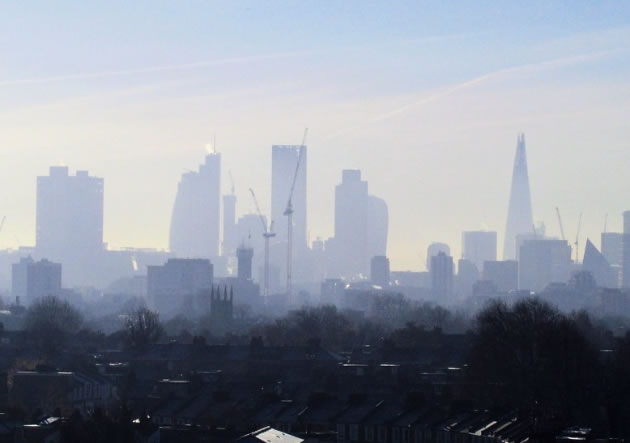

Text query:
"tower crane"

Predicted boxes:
[[574, 212, 583, 264], [555, 207, 566, 241], [284, 128, 308, 303], [249, 188, 275, 298]]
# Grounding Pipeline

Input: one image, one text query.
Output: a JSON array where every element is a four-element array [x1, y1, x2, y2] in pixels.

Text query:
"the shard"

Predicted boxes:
[[503, 133, 534, 260]]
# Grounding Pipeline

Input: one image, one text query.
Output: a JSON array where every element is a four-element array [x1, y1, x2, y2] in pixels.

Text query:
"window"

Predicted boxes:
[[393, 427, 401, 443], [366, 426, 375, 442], [337, 424, 346, 442], [378, 426, 387, 442], [350, 424, 359, 441]]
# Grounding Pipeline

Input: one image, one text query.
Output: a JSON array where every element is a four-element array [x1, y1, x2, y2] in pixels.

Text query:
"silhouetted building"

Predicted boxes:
[[147, 258, 213, 317], [11, 257, 62, 305], [519, 239, 571, 292], [482, 260, 518, 292], [170, 152, 221, 259], [320, 278, 345, 306], [462, 231, 497, 271], [333, 169, 369, 278], [390, 271, 429, 288], [623, 211, 630, 288], [472, 280, 500, 298], [370, 256, 390, 287], [431, 252, 453, 301], [222, 194, 237, 257], [36, 166, 103, 286], [583, 238, 616, 288], [367, 195, 389, 259], [209, 286, 233, 331], [237, 246, 254, 281], [602, 232, 623, 266], [513, 222, 546, 259], [456, 258, 479, 298], [427, 243, 450, 272], [235, 214, 265, 282], [504, 134, 534, 260]]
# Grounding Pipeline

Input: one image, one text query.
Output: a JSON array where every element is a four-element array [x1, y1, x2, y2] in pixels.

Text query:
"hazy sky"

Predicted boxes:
[[1, 1, 629, 270]]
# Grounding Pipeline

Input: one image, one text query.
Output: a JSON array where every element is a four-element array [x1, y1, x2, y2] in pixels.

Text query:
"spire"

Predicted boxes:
[[503, 133, 534, 260]]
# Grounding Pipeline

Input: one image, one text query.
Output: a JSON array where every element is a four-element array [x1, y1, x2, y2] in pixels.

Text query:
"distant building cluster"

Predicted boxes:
[[1, 133, 630, 319]]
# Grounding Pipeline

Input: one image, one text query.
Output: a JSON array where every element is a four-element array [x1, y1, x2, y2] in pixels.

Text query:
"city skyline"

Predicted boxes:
[[1, 2, 629, 270]]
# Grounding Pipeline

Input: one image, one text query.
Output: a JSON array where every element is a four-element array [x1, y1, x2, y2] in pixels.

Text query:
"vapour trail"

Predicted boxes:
[[322, 48, 627, 141], [0, 51, 306, 87]]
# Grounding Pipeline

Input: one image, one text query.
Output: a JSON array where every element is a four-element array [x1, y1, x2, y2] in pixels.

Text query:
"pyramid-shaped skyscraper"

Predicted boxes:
[[503, 133, 534, 260]]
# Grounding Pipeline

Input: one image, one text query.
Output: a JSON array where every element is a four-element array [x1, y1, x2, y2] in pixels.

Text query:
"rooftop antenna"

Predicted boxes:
[[603, 213, 608, 233]]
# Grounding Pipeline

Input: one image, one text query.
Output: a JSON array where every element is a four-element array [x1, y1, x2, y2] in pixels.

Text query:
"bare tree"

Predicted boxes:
[[124, 308, 163, 350], [24, 296, 83, 355]]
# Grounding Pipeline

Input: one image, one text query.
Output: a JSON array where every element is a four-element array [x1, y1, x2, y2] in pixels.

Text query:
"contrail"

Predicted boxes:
[[323, 48, 627, 141], [0, 33, 470, 88], [0, 51, 306, 87]]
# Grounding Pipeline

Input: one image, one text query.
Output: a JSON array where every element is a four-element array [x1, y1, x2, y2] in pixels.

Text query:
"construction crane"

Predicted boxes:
[[284, 128, 308, 303], [574, 212, 583, 264], [249, 188, 276, 298], [555, 207, 566, 241]]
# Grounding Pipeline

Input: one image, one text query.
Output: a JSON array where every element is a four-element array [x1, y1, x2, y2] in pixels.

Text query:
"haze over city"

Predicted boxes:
[[2, 1, 630, 269], [5, 3, 630, 442]]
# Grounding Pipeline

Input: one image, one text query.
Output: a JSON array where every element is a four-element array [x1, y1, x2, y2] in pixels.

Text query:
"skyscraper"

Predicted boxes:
[[456, 258, 479, 298], [601, 232, 623, 267], [147, 258, 213, 317], [271, 145, 307, 253], [431, 252, 454, 301], [237, 246, 254, 281], [222, 194, 237, 257], [482, 260, 518, 292], [334, 169, 369, 278], [426, 242, 450, 272], [519, 239, 571, 291], [170, 152, 221, 259], [462, 231, 497, 272], [36, 166, 104, 286], [367, 196, 389, 259], [370, 255, 390, 287], [583, 239, 616, 288], [503, 134, 534, 260], [12, 257, 62, 306]]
